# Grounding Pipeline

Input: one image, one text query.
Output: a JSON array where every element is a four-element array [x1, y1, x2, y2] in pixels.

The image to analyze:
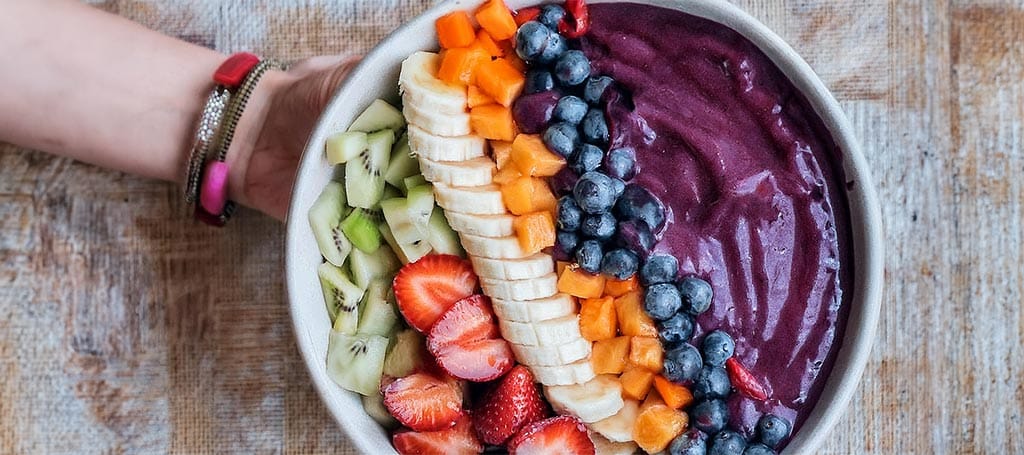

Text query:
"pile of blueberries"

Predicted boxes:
[[643, 255, 792, 455], [513, 5, 668, 281]]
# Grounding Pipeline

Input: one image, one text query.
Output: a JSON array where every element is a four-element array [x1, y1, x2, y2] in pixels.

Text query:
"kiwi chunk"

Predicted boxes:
[[403, 175, 429, 192], [383, 329, 428, 378], [383, 133, 420, 192], [380, 198, 420, 244], [406, 184, 435, 238], [308, 182, 351, 267], [346, 129, 394, 209], [341, 208, 383, 253], [326, 332, 388, 396], [347, 99, 406, 133], [326, 131, 368, 165], [426, 206, 464, 257], [357, 280, 399, 337], [349, 245, 401, 290], [361, 393, 399, 429], [318, 262, 364, 333]]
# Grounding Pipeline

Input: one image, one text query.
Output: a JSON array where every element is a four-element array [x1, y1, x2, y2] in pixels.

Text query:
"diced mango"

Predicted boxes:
[[653, 376, 694, 410], [628, 337, 664, 373], [633, 404, 688, 454], [513, 211, 556, 255], [468, 85, 495, 109], [511, 134, 565, 177], [474, 29, 504, 57], [493, 166, 523, 185], [557, 265, 606, 299], [579, 297, 617, 341], [491, 140, 513, 169], [476, 58, 525, 107], [620, 366, 656, 401], [615, 291, 658, 337], [437, 46, 490, 86], [591, 336, 631, 375], [470, 104, 516, 141], [604, 276, 639, 297], [501, 176, 556, 215], [436, 11, 476, 49], [474, 0, 518, 40]]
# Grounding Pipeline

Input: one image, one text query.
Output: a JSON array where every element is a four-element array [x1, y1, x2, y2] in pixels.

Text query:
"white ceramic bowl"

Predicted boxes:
[[285, 1, 884, 453]]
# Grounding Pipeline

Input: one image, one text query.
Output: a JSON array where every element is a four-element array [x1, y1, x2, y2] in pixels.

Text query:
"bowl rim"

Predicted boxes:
[[285, 1, 884, 454]]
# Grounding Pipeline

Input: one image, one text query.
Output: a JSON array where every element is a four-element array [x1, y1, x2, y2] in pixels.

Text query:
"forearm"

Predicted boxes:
[[0, 0, 225, 184]]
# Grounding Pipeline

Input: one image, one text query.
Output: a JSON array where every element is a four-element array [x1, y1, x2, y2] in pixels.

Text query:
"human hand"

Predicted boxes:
[[228, 54, 362, 221]]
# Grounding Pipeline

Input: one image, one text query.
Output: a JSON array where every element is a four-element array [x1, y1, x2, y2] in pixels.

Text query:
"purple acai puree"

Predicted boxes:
[[580, 3, 853, 438]]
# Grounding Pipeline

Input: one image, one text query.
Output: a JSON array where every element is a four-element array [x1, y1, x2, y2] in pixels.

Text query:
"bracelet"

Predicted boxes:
[[187, 52, 284, 226]]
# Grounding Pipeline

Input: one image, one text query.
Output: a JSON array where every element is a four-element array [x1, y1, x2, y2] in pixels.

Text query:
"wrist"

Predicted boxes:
[[224, 68, 287, 210]]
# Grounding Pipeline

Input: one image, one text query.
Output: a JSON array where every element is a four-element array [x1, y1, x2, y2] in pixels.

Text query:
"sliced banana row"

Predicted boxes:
[[399, 51, 626, 436]]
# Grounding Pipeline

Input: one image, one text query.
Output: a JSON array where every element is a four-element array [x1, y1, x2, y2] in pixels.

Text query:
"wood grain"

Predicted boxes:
[[1, 0, 1021, 453]]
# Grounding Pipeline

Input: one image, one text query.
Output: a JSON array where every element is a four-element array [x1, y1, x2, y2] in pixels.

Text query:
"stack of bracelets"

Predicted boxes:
[[184, 52, 284, 226]]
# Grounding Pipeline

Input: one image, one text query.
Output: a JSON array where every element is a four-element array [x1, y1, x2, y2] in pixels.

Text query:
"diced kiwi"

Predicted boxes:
[[403, 175, 429, 192], [380, 198, 420, 244], [348, 99, 406, 133], [357, 280, 399, 337], [346, 129, 394, 209], [318, 262, 364, 333], [383, 133, 420, 192], [381, 184, 403, 202], [349, 245, 400, 290], [326, 332, 388, 396], [326, 131, 368, 165], [361, 393, 399, 429], [378, 222, 409, 264], [406, 184, 435, 238], [426, 206, 464, 257], [308, 182, 351, 267], [341, 208, 383, 253], [397, 239, 432, 264], [383, 329, 428, 378]]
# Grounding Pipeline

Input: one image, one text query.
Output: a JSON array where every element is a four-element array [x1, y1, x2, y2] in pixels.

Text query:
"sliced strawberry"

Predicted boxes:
[[394, 254, 478, 333], [383, 373, 463, 432], [427, 295, 514, 382], [507, 415, 595, 455], [726, 357, 769, 401], [393, 414, 484, 455], [472, 365, 549, 446]]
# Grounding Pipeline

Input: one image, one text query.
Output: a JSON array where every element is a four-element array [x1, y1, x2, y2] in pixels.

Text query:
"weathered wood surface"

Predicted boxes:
[[0, 0, 1021, 453]]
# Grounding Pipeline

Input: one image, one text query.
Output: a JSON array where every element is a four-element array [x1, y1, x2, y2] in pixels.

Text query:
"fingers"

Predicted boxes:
[[287, 53, 362, 76]]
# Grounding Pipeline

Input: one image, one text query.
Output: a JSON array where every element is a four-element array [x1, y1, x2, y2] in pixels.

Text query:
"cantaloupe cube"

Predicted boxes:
[[620, 366, 655, 401], [493, 166, 523, 185], [511, 134, 565, 177], [475, 0, 518, 40], [557, 265, 606, 299], [653, 376, 694, 410], [436, 11, 476, 49], [579, 296, 617, 341], [628, 337, 664, 372], [513, 211, 556, 254], [470, 104, 516, 141], [501, 176, 556, 215], [468, 85, 496, 108], [491, 140, 513, 169], [591, 336, 631, 375], [604, 276, 639, 297], [476, 58, 525, 107], [615, 291, 658, 337], [437, 46, 490, 85], [633, 404, 688, 454], [474, 29, 504, 57]]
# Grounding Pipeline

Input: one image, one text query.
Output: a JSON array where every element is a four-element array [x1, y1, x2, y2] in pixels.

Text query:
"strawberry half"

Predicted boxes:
[[427, 295, 514, 382], [507, 415, 595, 455], [472, 365, 549, 446], [383, 373, 463, 432], [394, 254, 479, 333], [393, 413, 484, 455]]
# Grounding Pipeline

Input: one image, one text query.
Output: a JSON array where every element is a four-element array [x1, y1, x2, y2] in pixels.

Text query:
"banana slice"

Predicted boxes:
[[399, 51, 466, 114], [492, 293, 577, 323], [419, 156, 496, 187], [480, 273, 559, 302], [590, 399, 639, 442], [403, 101, 472, 137], [470, 254, 554, 280], [530, 358, 596, 386], [460, 234, 529, 259], [498, 315, 583, 346], [433, 183, 506, 215], [589, 432, 639, 455], [545, 375, 625, 424], [444, 211, 516, 238], [407, 125, 486, 162], [511, 337, 591, 366]]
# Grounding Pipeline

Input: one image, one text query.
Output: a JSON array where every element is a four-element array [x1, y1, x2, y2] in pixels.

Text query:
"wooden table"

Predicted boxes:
[[2, 0, 1021, 453]]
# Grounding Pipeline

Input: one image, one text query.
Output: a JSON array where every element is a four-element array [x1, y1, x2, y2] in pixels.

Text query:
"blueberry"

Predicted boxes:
[[641, 254, 679, 285], [662, 343, 702, 384], [554, 50, 591, 86], [571, 143, 604, 174], [557, 196, 583, 231], [644, 283, 683, 321], [573, 172, 617, 214], [756, 415, 792, 449], [690, 399, 729, 434], [605, 147, 637, 180], [580, 108, 609, 145], [743, 443, 776, 455], [709, 431, 747, 455], [610, 177, 625, 199], [581, 212, 616, 240], [575, 239, 603, 273], [556, 230, 579, 255], [584, 76, 615, 104], [524, 69, 556, 94], [538, 32, 568, 64], [614, 220, 655, 257], [701, 330, 735, 366], [669, 429, 708, 455], [615, 184, 667, 230], [553, 95, 588, 125], [515, 21, 551, 62], [679, 276, 714, 315], [658, 313, 695, 349], [537, 4, 566, 29], [693, 366, 731, 400], [544, 122, 579, 158], [600, 249, 639, 280]]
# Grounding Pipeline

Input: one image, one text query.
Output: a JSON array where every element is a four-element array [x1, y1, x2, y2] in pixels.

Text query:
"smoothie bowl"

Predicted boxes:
[[285, 1, 883, 454]]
